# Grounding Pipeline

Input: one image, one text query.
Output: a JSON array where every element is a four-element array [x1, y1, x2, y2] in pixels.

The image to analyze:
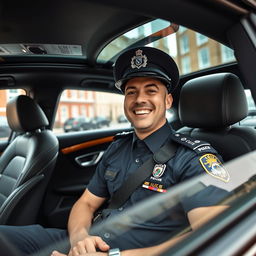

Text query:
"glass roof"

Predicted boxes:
[[97, 19, 178, 63], [0, 18, 235, 75]]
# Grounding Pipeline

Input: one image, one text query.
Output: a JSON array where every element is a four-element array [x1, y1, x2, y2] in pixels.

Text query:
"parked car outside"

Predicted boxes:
[[117, 115, 128, 123], [63, 117, 95, 132], [92, 116, 110, 128]]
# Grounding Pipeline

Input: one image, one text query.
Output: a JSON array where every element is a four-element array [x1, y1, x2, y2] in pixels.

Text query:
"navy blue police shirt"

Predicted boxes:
[[87, 122, 229, 250]]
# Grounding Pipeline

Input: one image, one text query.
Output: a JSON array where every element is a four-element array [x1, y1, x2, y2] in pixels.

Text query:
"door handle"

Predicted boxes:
[[75, 151, 104, 167]]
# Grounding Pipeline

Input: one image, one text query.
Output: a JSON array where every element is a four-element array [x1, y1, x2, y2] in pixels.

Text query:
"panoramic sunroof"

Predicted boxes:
[[97, 19, 178, 63]]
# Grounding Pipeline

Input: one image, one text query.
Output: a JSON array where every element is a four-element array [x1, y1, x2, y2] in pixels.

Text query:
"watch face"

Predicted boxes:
[[108, 248, 121, 256]]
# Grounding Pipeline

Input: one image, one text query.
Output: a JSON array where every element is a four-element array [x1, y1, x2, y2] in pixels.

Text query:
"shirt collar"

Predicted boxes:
[[132, 121, 174, 153]]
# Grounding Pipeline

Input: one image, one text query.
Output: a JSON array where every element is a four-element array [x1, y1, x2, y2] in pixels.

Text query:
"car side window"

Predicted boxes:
[[0, 89, 26, 140], [239, 89, 256, 128], [53, 89, 130, 134]]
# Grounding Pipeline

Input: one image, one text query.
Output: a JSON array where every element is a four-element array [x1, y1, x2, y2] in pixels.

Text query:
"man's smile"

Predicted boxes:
[[133, 108, 152, 115]]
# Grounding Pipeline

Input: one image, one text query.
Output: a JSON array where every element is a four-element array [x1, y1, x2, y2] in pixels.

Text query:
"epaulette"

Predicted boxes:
[[114, 131, 134, 140], [171, 132, 217, 155]]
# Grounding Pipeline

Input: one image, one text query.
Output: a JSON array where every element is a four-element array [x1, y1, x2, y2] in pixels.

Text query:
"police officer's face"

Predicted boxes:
[[124, 77, 173, 139]]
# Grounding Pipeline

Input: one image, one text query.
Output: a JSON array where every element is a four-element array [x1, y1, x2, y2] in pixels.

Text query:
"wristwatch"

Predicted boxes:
[[108, 248, 121, 256]]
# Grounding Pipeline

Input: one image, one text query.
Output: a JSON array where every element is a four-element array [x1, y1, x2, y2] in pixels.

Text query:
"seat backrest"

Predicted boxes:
[[0, 95, 59, 225], [178, 72, 256, 162]]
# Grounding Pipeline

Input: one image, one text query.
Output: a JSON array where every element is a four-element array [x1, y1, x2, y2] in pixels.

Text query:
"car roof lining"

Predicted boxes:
[[0, 0, 150, 65], [0, 0, 249, 67], [87, 0, 248, 48]]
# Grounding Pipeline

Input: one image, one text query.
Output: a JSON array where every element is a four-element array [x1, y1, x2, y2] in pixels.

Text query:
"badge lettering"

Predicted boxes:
[[150, 176, 162, 182], [198, 146, 211, 152]]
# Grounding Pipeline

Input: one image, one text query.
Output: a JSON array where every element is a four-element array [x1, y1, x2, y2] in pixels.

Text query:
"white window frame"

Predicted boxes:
[[181, 56, 191, 74], [60, 105, 68, 123], [198, 47, 210, 69], [71, 105, 79, 117], [196, 33, 208, 46], [221, 45, 235, 63], [180, 34, 189, 54]]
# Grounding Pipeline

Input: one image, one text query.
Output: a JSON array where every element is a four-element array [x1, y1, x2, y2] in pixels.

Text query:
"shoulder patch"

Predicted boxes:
[[199, 153, 230, 182], [171, 133, 217, 154], [114, 131, 134, 140]]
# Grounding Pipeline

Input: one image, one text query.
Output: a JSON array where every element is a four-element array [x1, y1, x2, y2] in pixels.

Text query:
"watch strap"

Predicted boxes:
[[108, 248, 121, 256]]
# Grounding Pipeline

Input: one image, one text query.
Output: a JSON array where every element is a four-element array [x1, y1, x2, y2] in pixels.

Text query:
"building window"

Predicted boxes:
[[181, 56, 191, 74], [88, 105, 94, 117], [78, 90, 84, 99], [221, 45, 235, 63], [71, 105, 79, 117], [61, 90, 68, 100], [81, 105, 86, 116], [196, 33, 208, 46], [60, 105, 68, 123], [71, 90, 77, 99], [87, 91, 93, 100], [198, 47, 210, 69], [179, 35, 189, 54]]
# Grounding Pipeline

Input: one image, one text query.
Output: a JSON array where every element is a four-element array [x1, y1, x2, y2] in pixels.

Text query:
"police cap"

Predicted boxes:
[[113, 46, 179, 93]]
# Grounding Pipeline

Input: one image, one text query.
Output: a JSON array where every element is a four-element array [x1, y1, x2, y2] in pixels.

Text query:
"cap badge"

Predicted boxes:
[[131, 49, 148, 69]]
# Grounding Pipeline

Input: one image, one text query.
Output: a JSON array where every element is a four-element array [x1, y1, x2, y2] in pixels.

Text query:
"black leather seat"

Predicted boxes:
[[178, 72, 256, 162], [0, 95, 59, 225]]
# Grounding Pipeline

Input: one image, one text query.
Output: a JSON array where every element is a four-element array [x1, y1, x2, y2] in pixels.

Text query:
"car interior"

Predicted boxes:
[[0, 0, 255, 255]]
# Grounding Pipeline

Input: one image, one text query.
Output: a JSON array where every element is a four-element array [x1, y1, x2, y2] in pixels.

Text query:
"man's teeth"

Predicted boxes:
[[135, 109, 151, 115]]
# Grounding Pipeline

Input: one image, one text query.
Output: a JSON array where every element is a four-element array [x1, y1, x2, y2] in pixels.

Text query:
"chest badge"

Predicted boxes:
[[152, 164, 166, 178], [199, 154, 230, 183]]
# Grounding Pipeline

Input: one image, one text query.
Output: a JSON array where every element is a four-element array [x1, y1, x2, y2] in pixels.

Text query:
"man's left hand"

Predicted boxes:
[[51, 250, 107, 256]]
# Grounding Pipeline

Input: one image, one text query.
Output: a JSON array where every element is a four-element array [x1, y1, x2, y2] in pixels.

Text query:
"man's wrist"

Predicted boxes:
[[108, 248, 121, 256], [69, 229, 88, 246]]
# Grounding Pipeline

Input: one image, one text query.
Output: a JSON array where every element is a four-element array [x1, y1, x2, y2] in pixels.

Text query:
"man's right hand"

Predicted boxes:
[[68, 235, 110, 256]]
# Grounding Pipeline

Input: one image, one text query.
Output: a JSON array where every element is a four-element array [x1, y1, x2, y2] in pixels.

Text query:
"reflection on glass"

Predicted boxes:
[[30, 150, 256, 256], [89, 151, 256, 254]]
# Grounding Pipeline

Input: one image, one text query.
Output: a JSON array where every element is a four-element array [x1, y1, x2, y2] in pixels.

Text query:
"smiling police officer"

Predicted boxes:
[[0, 47, 230, 256]]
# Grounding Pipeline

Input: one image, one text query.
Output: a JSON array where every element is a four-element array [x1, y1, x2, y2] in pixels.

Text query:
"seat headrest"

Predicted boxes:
[[179, 73, 248, 129], [6, 95, 49, 132]]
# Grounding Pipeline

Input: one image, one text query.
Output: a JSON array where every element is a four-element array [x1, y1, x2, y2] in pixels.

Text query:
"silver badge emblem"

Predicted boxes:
[[152, 164, 166, 178], [131, 49, 148, 69]]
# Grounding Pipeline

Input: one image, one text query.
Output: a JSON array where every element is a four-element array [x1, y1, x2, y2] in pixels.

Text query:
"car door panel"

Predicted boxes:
[[42, 128, 131, 229]]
